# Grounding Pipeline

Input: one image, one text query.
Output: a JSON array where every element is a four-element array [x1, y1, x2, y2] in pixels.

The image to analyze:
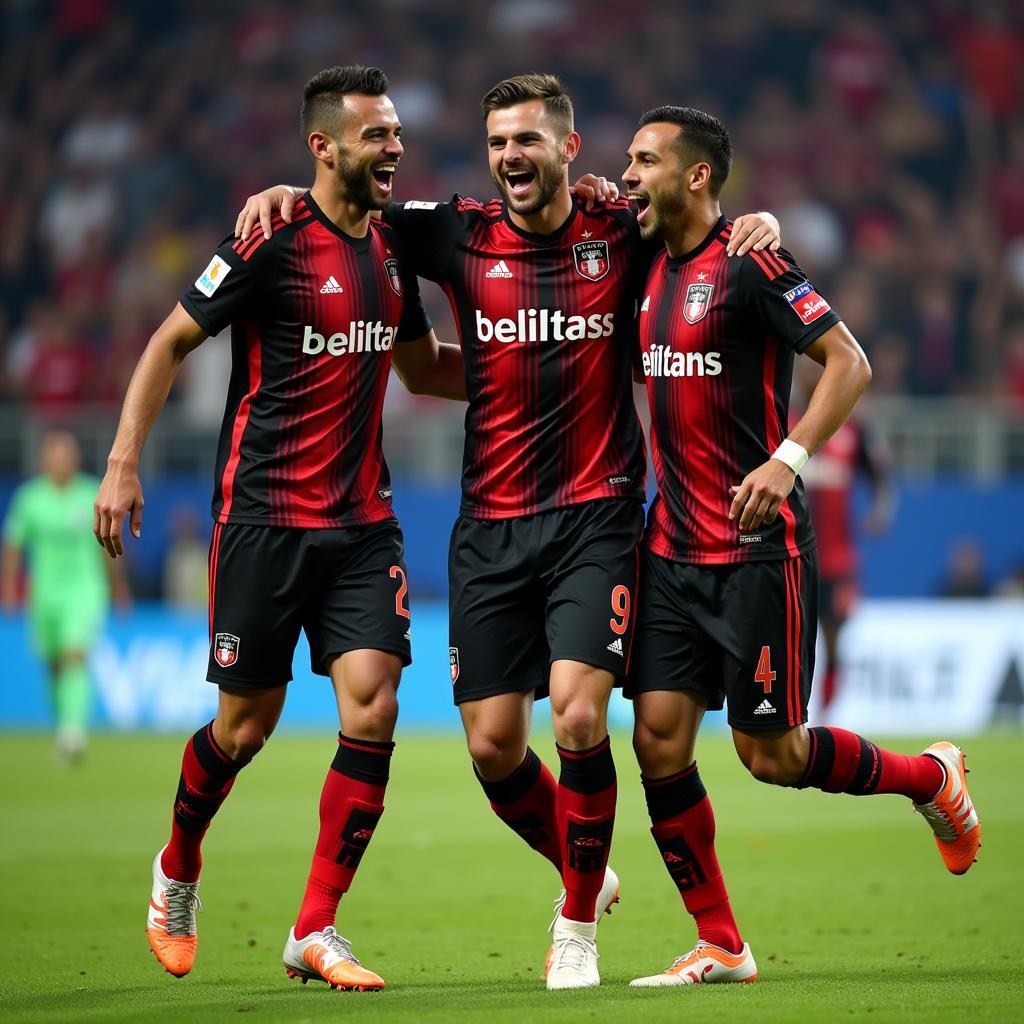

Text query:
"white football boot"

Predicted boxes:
[[630, 940, 758, 987]]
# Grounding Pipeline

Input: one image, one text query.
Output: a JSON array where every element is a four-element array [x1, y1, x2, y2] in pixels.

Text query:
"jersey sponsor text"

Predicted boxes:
[[475, 308, 615, 344], [642, 344, 722, 378], [302, 322, 397, 356]]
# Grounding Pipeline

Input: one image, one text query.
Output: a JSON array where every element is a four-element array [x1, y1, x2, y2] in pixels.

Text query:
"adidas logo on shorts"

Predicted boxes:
[[753, 699, 775, 715], [606, 637, 624, 656]]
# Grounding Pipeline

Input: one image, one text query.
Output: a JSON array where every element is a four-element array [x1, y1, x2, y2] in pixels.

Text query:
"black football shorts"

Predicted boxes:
[[207, 520, 412, 688], [447, 498, 644, 705], [627, 546, 819, 732]]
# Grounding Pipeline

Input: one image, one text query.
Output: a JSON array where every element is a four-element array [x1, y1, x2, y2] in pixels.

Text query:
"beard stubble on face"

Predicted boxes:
[[492, 150, 564, 216], [337, 149, 392, 212]]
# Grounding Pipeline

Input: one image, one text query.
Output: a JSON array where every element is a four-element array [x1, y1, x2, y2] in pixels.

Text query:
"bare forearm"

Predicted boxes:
[[106, 341, 184, 467], [788, 351, 871, 456], [393, 339, 468, 401], [417, 343, 467, 401]]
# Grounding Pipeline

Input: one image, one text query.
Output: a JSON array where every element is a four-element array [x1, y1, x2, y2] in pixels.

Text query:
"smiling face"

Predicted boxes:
[[486, 99, 577, 217], [622, 122, 693, 242], [326, 92, 404, 210]]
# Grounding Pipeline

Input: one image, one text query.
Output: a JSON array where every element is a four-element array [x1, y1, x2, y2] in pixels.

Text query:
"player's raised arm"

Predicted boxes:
[[391, 330, 467, 401], [94, 304, 207, 558], [236, 185, 306, 242], [729, 321, 871, 532]]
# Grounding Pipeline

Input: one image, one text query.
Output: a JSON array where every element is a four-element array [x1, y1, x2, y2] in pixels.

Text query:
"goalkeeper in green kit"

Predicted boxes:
[[2, 432, 129, 760]]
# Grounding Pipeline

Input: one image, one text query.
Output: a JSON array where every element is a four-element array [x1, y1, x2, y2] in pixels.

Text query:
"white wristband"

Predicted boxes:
[[771, 439, 809, 475]]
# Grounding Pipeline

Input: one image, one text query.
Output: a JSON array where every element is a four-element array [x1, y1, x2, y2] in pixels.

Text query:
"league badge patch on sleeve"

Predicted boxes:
[[449, 647, 460, 684], [196, 255, 231, 298], [784, 281, 831, 326]]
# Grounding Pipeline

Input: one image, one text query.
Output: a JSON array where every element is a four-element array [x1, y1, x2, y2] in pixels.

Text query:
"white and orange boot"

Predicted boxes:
[[629, 941, 758, 987], [283, 926, 385, 991], [914, 741, 981, 875], [147, 847, 201, 977]]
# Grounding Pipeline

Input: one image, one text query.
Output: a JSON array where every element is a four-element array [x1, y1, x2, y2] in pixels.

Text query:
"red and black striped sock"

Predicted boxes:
[[162, 722, 249, 883], [798, 727, 944, 803], [642, 763, 743, 955], [294, 733, 393, 940], [556, 737, 617, 923], [474, 748, 562, 872]]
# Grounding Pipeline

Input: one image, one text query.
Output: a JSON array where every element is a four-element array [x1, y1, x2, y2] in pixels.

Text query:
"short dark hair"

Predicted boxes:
[[638, 106, 732, 197], [480, 73, 574, 137], [301, 64, 389, 139]]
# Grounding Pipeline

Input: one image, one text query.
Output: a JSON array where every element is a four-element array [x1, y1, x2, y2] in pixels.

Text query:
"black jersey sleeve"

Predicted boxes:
[[740, 247, 841, 353], [180, 234, 273, 337], [395, 254, 432, 343], [382, 199, 462, 283]]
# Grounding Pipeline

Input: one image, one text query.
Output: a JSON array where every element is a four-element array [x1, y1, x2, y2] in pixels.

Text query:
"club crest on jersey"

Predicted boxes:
[[214, 633, 239, 668], [383, 257, 402, 297], [572, 240, 610, 281], [683, 283, 714, 324], [449, 647, 460, 684]]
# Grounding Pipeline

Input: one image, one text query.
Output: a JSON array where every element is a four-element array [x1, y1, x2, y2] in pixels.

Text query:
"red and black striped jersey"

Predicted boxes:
[[180, 194, 430, 529], [383, 195, 648, 519], [639, 216, 841, 564]]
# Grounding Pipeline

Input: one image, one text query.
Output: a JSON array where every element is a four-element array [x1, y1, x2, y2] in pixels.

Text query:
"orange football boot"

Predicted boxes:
[[283, 927, 385, 991], [147, 847, 201, 977], [914, 741, 981, 875]]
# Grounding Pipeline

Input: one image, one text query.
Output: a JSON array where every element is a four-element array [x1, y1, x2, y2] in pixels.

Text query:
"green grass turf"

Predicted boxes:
[[1, 731, 1021, 1023]]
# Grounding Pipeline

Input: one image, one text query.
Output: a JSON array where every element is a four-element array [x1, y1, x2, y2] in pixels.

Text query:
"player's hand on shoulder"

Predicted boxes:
[[727, 211, 781, 257], [728, 459, 796, 532], [235, 185, 305, 243], [93, 462, 144, 559], [571, 174, 619, 210]]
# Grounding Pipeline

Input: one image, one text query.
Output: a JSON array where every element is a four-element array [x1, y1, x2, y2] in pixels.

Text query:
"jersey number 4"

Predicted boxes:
[[754, 645, 776, 694]]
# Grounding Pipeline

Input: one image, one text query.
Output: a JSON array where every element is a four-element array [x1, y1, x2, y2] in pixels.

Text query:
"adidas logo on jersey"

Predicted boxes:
[[606, 637, 624, 656], [485, 260, 514, 279], [642, 344, 722, 378], [753, 699, 776, 715], [640, 295, 650, 312], [320, 275, 344, 294]]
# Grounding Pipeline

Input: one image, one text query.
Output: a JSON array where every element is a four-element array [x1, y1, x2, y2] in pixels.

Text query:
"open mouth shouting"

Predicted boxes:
[[627, 190, 651, 224], [371, 162, 397, 195], [504, 166, 537, 197]]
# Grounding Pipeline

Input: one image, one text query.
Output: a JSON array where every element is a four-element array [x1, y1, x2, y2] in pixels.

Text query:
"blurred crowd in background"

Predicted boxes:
[[1, 0, 1023, 419]]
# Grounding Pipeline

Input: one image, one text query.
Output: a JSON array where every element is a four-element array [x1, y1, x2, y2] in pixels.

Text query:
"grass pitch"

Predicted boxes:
[[1, 731, 1021, 1023]]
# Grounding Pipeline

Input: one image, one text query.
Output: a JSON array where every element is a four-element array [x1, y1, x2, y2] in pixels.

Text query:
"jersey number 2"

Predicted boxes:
[[389, 566, 410, 619], [754, 645, 776, 694]]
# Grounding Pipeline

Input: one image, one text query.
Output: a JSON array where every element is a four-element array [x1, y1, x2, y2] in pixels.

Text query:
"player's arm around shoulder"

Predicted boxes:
[[95, 304, 209, 559], [727, 212, 782, 257]]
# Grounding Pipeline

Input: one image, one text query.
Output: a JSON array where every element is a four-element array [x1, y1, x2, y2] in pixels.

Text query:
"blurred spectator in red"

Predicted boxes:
[[957, 4, 1024, 124], [814, 10, 896, 121], [21, 311, 93, 413]]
